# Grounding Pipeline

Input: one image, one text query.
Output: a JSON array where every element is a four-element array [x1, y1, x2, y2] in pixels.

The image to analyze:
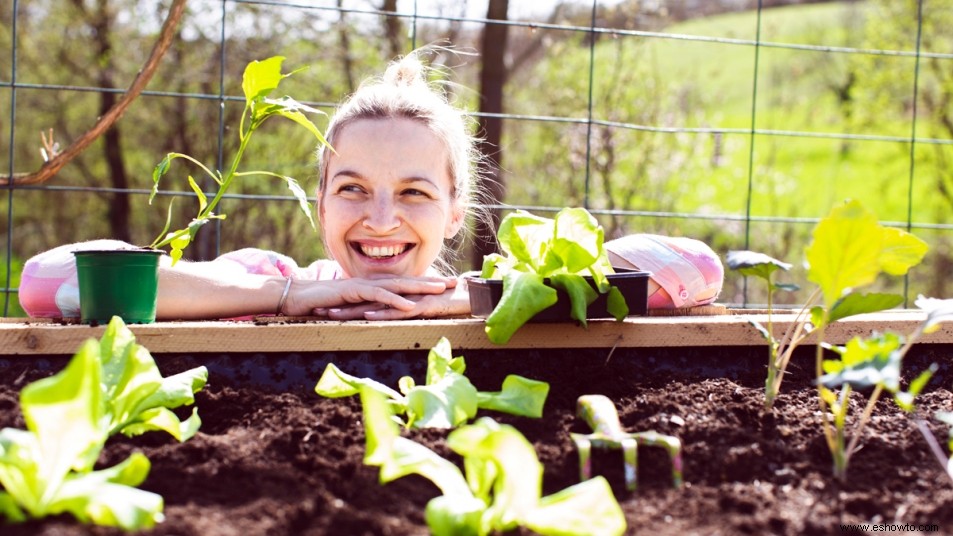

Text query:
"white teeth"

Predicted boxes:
[[360, 244, 406, 258]]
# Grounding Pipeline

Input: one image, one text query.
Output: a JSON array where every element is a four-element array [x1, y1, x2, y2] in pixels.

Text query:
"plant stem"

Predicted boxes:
[[764, 366, 778, 411], [915, 418, 953, 485], [768, 287, 821, 407], [203, 111, 254, 222], [764, 278, 778, 410], [845, 384, 884, 462], [832, 415, 848, 481], [815, 322, 838, 459], [831, 386, 852, 481]]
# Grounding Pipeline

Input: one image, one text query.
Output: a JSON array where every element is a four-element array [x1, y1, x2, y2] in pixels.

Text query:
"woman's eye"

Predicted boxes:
[[403, 188, 429, 197], [338, 184, 364, 194]]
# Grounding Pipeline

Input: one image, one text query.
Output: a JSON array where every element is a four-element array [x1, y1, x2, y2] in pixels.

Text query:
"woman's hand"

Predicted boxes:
[[280, 275, 458, 317], [314, 275, 472, 320]]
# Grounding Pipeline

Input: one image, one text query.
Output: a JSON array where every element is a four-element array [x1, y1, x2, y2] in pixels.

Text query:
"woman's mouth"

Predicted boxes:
[[353, 243, 412, 259]]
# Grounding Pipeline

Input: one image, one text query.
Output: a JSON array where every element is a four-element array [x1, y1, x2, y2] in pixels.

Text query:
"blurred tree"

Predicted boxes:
[[381, 0, 404, 58], [75, 0, 133, 242], [471, 0, 509, 269]]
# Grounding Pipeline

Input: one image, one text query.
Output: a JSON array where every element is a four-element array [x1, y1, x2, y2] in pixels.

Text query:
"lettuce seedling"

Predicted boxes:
[[0, 340, 164, 529], [359, 386, 627, 536], [149, 56, 332, 264], [728, 200, 928, 411], [95, 316, 208, 443], [0, 315, 207, 528], [480, 208, 628, 344], [316, 337, 548, 429]]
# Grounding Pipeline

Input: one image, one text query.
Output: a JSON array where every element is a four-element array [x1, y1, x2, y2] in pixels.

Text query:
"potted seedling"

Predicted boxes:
[[468, 207, 649, 344], [74, 56, 331, 324]]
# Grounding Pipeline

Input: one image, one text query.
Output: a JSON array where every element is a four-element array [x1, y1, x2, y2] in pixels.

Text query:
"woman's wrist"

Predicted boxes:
[[276, 277, 293, 315]]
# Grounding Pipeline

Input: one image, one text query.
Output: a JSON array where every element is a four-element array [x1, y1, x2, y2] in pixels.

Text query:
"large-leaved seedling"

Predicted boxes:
[[149, 56, 331, 264], [727, 200, 928, 411], [95, 316, 208, 442], [817, 296, 951, 481], [0, 319, 193, 529], [359, 386, 627, 536], [316, 337, 548, 429], [0, 316, 207, 529], [480, 207, 628, 344]]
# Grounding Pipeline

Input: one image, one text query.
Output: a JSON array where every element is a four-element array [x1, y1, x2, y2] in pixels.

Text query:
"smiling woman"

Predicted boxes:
[[18, 48, 479, 322], [319, 118, 465, 279], [17, 46, 724, 322]]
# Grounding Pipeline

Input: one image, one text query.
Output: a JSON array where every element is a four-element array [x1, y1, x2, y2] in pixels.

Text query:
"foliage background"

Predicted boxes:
[[2, 0, 951, 315]]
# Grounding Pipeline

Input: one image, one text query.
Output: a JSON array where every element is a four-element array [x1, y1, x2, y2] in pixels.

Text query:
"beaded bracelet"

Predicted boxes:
[[276, 277, 293, 316]]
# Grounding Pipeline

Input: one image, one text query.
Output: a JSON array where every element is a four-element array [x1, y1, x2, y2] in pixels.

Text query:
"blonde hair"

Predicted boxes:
[[317, 47, 484, 273]]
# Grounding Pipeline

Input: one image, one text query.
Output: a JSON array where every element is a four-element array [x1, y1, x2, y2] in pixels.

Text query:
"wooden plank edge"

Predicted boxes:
[[0, 309, 950, 355]]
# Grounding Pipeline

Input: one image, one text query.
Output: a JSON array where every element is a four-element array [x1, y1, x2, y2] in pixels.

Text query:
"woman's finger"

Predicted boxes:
[[366, 274, 457, 286], [327, 302, 388, 320]]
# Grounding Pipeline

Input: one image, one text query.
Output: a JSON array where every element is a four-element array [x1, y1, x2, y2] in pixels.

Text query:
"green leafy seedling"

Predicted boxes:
[[818, 328, 937, 480], [359, 387, 627, 536], [0, 316, 207, 529], [95, 316, 208, 443], [728, 200, 928, 415], [729, 201, 948, 481], [316, 337, 548, 429], [149, 56, 332, 264], [813, 295, 952, 480], [726, 250, 798, 410], [481, 207, 628, 345]]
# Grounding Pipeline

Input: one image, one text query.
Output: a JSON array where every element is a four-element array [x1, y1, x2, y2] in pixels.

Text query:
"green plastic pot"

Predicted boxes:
[[74, 249, 163, 325]]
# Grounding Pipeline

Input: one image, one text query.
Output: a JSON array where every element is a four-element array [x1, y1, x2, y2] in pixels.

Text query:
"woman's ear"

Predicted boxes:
[[315, 190, 325, 225], [444, 203, 466, 239]]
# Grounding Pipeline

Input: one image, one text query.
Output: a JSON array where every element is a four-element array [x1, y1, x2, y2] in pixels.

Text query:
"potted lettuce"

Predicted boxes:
[[468, 207, 649, 344], [74, 57, 331, 324]]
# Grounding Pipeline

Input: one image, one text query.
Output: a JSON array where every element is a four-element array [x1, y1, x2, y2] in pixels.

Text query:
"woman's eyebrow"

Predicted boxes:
[[329, 169, 364, 182], [400, 176, 441, 189]]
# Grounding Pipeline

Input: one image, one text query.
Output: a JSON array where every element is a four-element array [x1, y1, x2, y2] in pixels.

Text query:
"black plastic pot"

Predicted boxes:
[[467, 268, 651, 322]]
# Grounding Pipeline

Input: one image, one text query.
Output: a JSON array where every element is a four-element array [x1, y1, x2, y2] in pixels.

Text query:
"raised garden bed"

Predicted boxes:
[[0, 316, 952, 534]]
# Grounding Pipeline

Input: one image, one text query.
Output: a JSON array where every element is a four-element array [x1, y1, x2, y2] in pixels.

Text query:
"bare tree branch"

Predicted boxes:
[[1, 0, 187, 186], [506, 1, 566, 79]]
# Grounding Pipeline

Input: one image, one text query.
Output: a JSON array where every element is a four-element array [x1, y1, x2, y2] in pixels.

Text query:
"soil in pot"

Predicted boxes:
[[0, 344, 951, 535]]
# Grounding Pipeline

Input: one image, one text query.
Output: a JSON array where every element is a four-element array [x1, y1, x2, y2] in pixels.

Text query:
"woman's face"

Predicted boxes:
[[318, 118, 464, 279]]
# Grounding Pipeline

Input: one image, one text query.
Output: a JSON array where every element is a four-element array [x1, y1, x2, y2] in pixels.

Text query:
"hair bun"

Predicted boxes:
[[383, 55, 426, 88]]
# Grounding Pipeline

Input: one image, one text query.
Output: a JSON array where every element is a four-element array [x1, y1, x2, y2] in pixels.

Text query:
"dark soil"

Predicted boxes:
[[1, 344, 952, 535]]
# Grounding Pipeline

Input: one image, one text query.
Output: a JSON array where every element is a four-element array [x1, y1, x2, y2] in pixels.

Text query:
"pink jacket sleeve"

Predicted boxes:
[[19, 240, 138, 318], [19, 242, 333, 318]]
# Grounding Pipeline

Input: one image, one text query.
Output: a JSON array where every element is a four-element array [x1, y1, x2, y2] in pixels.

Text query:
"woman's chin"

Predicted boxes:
[[347, 253, 417, 278]]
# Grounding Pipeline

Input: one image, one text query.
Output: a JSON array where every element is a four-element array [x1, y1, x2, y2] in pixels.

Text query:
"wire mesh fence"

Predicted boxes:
[[3, 0, 952, 317]]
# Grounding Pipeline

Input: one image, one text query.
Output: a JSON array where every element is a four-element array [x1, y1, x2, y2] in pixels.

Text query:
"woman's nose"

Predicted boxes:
[[362, 197, 401, 233]]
